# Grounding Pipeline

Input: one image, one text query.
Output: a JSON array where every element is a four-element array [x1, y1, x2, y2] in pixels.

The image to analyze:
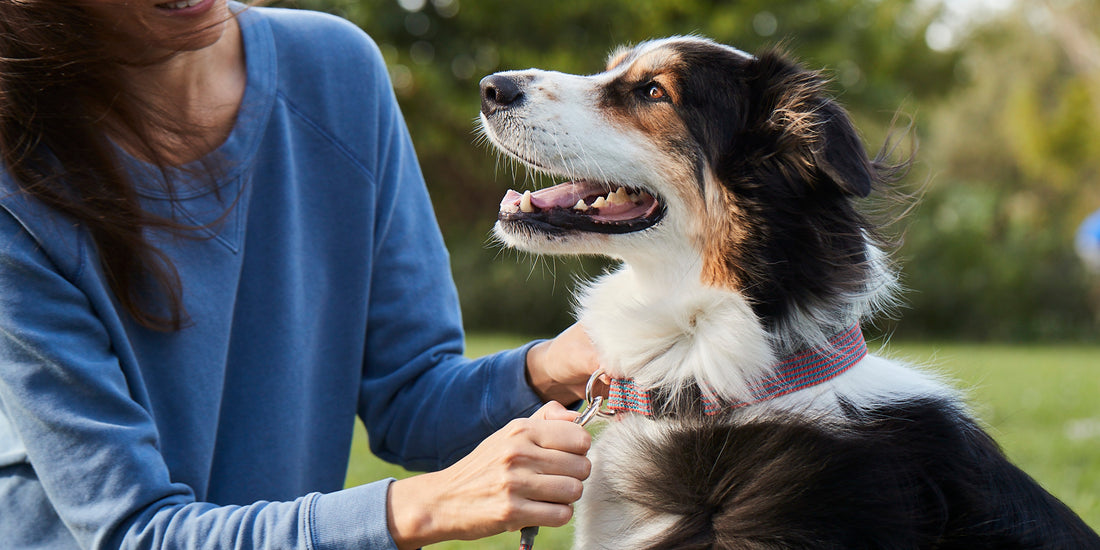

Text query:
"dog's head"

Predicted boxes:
[[480, 36, 893, 342]]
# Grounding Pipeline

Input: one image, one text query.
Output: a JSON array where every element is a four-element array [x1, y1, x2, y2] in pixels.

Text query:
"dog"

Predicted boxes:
[[478, 36, 1100, 549]]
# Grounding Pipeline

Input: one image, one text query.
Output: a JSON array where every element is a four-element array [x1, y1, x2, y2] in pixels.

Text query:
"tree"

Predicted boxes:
[[899, 0, 1100, 339]]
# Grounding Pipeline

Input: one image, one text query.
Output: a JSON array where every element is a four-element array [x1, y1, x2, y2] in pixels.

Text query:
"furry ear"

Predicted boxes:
[[748, 50, 875, 198], [813, 100, 874, 198]]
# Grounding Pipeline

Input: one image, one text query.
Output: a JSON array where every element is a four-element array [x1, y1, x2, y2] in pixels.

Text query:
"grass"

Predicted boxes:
[[345, 335, 1100, 549]]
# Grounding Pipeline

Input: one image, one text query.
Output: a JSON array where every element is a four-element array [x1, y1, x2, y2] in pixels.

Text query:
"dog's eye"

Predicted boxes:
[[641, 83, 667, 102], [642, 83, 664, 101]]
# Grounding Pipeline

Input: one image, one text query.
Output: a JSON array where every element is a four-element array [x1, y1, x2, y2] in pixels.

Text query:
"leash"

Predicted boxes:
[[518, 526, 539, 550], [607, 324, 866, 416], [518, 369, 609, 550]]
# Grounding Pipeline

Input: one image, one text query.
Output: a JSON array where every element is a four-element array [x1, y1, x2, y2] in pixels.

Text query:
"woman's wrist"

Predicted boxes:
[[525, 340, 575, 404], [387, 475, 439, 550]]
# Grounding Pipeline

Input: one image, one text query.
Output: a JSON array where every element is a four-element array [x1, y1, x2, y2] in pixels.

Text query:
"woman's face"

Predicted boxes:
[[79, 0, 233, 59]]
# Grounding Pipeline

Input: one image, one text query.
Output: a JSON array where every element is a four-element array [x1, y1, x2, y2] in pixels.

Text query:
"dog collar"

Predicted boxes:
[[607, 324, 867, 416]]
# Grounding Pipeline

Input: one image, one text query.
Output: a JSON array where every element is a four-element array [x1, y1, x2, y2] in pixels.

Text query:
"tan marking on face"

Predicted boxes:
[[698, 170, 747, 291], [624, 48, 681, 75], [602, 46, 688, 141], [601, 44, 747, 292], [606, 47, 633, 71], [621, 48, 685, 104]]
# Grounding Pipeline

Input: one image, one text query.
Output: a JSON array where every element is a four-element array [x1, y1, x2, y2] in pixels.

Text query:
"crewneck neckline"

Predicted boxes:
[[130, 2, 277, 200]]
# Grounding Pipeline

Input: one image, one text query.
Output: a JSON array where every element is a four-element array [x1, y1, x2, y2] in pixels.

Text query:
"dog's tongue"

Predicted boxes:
[[499, 181, 593, 211]]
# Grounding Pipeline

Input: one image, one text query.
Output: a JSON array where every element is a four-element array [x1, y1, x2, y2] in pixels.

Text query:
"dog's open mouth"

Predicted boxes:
[[498, 179, 664, 234]]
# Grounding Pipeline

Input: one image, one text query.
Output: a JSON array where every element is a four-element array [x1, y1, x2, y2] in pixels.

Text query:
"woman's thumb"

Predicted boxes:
[[532, 400, 580, 422]]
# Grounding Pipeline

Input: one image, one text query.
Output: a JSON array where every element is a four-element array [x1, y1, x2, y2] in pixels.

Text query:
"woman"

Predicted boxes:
[[0, 1, 597, 548]]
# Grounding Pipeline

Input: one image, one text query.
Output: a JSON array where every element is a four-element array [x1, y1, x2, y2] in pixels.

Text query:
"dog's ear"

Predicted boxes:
[[749, 51, 875, 198], [812, 100, 874, 198]]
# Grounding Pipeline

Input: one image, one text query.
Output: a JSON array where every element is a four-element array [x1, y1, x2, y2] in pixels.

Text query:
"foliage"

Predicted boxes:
[[896, 0, 1100, 340], [277, 0, 1099, 339]]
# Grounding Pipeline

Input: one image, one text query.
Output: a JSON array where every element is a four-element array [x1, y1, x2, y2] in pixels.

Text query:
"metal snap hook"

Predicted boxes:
[[575, 368, 614, 426]]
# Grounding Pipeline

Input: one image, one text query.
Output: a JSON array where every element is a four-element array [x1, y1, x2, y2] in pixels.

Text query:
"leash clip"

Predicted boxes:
[[574, 368, 614, 426]]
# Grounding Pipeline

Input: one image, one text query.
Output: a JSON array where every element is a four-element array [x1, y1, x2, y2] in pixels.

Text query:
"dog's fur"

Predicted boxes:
[[478, 37, 1100, 549]]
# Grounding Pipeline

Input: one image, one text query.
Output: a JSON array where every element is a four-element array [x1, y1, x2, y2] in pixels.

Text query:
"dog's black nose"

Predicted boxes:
[[480, 74, 523, 114]]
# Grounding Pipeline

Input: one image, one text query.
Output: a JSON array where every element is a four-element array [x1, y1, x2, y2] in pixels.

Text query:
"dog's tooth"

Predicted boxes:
[[608, 188, 631, 205], [592, 196, 608, 209], [520, 190, 535, 213], [573, 199, 588, 211]]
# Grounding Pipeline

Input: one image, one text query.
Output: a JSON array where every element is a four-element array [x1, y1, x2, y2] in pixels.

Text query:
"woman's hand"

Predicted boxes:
[[386, 402, 592, 549], [525, 323, 601, 404]]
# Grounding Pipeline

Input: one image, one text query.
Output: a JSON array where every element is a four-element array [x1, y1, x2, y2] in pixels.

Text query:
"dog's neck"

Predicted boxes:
[[576, 244, 888, 404], [576, 257, 779, 404], [576, 234, 893, 402]]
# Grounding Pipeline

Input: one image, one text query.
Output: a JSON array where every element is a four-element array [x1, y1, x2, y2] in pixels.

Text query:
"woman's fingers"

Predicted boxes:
[[511, 499, 575, 529], [527, 447, 593, 482], [519, 403, 592, 454], [386, 403, 594, 548], [516, 471, 586, 504], [531, 400, 580, 422]]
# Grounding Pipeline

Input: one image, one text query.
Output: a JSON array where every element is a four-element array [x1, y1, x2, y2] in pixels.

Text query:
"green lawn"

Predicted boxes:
[[345, 336, 1100, 549]]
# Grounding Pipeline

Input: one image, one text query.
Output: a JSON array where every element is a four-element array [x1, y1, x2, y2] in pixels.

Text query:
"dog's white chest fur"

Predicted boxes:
[[577, 265, 779, 404]]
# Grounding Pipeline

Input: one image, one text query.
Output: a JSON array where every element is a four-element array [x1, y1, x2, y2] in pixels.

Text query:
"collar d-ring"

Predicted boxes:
[[574, 368, 614, 426]]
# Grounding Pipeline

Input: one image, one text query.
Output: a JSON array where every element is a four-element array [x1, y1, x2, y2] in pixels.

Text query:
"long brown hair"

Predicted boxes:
[[0, 1, 236, 331]]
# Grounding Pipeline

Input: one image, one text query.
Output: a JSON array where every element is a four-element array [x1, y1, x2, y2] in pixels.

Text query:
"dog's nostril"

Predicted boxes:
[[479, 74, 523, 111]]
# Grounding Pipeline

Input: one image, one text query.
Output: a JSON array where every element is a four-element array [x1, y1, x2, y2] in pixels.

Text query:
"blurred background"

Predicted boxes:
[[267, 1, 1099, 541], [281, 0, 1100, 342]]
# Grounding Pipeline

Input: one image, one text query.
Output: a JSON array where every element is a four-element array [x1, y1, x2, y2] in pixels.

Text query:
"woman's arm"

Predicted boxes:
[[347, 32, 600, 469], [0, 207, 401, 550]]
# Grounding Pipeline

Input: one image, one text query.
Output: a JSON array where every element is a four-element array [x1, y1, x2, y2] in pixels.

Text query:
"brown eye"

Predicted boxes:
[[646, 83, 666, 100]]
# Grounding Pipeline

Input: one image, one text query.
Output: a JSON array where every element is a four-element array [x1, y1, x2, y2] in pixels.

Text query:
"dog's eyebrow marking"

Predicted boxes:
[[606, 46, 634, 71], [606, 39, 679, 73], [612, 48, 685, 103], [630, 49, 683, 76]]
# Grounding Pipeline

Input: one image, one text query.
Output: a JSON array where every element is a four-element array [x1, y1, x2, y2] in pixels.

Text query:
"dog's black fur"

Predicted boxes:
[[618, 400, 1098, 549]]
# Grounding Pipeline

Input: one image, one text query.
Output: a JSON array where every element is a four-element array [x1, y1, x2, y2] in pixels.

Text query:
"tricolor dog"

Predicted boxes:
[[478, 37, 1099, 549]]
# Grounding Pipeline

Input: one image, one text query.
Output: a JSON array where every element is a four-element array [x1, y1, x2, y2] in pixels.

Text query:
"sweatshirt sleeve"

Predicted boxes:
[[352, 37, 545, 472], [0, 208, 399, 550], [257, 1, 546, 471]]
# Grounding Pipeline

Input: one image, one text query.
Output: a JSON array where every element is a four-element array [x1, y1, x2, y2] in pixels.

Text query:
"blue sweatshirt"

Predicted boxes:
[[0, 5, 543, 549]]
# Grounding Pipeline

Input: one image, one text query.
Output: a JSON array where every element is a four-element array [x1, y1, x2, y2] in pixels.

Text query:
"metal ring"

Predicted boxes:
[[581, 368, 615, 421], [584, 368, 605, 403]]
